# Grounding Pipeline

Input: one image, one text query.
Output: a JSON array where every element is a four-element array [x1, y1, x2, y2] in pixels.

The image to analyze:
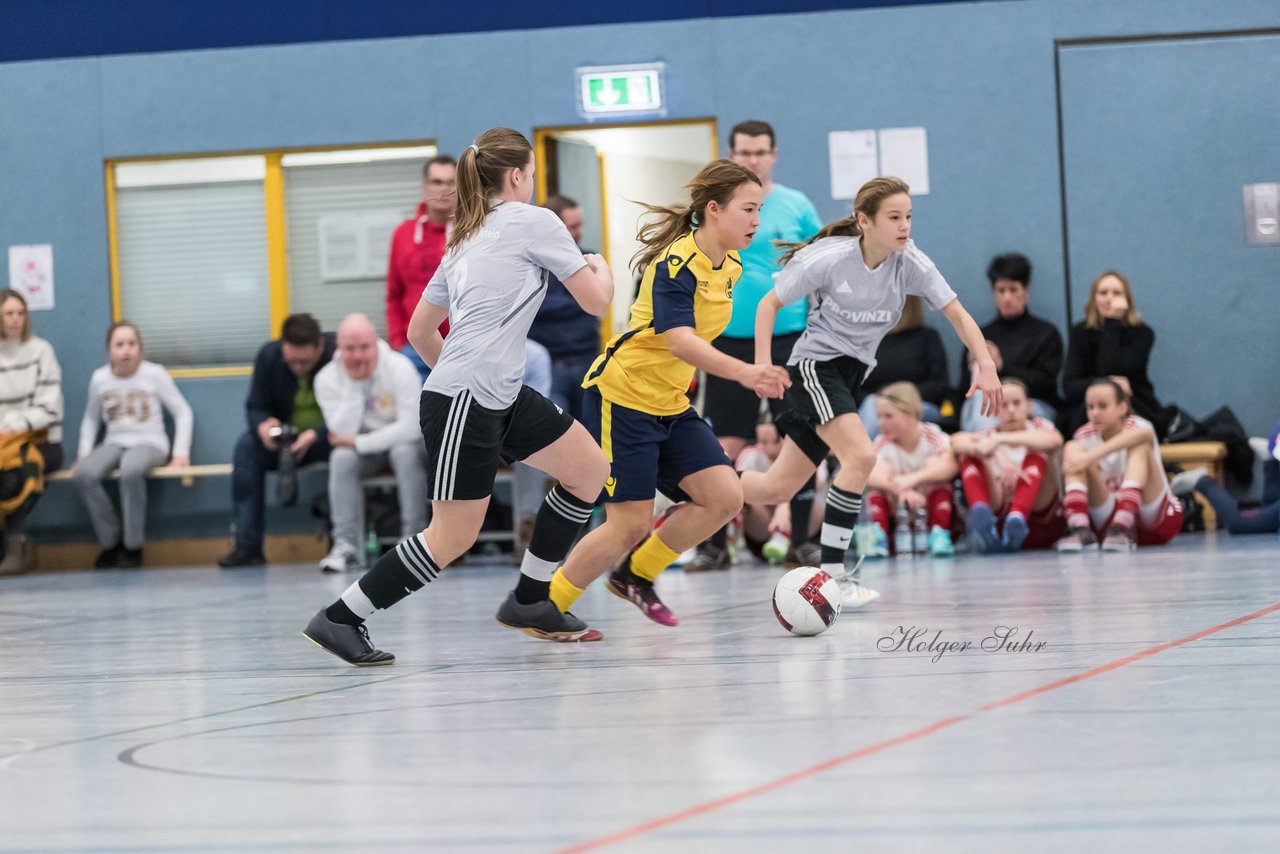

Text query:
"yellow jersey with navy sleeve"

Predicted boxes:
[[582, 232, 739, 416]]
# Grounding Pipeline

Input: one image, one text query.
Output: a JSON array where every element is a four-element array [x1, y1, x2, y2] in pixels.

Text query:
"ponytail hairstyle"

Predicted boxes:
[[779, 175, 911, 266], [631, 159, 760, 274], [1086, 377, 1130, 415], [449, 127, 533, 252]]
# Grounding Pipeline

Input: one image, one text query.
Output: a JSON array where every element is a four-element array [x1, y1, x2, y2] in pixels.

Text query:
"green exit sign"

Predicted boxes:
[[577, 64, 665, 115]]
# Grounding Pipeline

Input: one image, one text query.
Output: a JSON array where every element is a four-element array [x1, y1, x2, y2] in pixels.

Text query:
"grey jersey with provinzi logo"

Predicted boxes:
[[774, 236, 956, 372], [423, 202, 587, 409]]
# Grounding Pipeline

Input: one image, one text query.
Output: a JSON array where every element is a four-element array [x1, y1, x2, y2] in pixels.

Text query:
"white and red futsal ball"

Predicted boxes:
[[772, 567, 842, 636]]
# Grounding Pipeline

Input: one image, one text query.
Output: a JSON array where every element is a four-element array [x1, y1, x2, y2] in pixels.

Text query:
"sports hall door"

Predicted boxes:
[[534, 119, 718, 336]]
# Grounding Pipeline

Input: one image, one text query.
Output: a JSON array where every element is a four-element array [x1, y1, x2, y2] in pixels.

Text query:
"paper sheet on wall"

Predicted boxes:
[[878, 127, 929, 195], [8, 244, 55, 310], [828, 130, 878, 200]]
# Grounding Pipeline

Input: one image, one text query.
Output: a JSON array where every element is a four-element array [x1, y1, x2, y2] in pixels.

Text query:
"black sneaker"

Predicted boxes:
[[494, 592, 603, 642], [117, 547, 143, 569], [302, 609, 395, 666], [94, 543, 123, 569], [784, 541, 822, 569], [218, 547, 266, 569], [686, 542, 731, 572]]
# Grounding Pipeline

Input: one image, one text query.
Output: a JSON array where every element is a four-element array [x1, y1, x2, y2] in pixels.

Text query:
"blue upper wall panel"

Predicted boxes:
[[0, 0, 997, 62]]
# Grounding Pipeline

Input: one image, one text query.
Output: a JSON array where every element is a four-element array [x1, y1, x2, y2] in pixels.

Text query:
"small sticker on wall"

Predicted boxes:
[[8, 244, 54, 310]]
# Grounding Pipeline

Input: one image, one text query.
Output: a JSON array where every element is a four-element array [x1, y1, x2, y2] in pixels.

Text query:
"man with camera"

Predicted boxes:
[[219, 314, 336, 568], [315, 313, 427, 573]]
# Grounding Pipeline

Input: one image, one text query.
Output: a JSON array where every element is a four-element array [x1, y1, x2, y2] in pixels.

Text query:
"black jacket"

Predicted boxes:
[[863, 326, 950, 405], [958, 311, 1063, 407], [244, 333, 337, 437], [1062, 319, 1161, 432]]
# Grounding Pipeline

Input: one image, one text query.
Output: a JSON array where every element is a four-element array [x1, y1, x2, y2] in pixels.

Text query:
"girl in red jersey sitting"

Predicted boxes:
[[1057, 378, 1182, 552], [951, 378, 1064, 553]]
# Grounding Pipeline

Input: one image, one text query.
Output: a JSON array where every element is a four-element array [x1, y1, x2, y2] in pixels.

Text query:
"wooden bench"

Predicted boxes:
[[47, 463, 233, 487], [1160, 441, 1227, 529]]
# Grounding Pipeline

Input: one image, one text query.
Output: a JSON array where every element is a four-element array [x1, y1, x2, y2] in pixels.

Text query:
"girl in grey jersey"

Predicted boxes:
[[740, 177, 1001, 608], [304, 128, 615, 665]]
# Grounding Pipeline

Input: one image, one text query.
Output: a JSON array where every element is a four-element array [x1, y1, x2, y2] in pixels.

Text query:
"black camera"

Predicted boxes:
[[268, 424, 300, 506]]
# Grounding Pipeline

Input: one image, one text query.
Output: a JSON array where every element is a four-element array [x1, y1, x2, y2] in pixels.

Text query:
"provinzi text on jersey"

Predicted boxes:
[[877, 626, 1048, 663]]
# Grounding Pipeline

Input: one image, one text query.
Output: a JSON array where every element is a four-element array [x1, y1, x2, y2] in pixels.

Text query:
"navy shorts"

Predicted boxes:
[[582, 386, 731, 503]]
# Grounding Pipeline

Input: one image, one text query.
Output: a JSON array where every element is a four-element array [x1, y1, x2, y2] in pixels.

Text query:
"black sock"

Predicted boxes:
[[709, 525, 728, 550], [820, 485, 863, 567], [790, 474, 817, 546], [326, 533, 440, 624], [515, 485, 594, 604], [514, 575, 550, 604]]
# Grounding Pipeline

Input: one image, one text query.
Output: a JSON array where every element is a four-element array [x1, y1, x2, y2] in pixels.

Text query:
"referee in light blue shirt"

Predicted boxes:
[[693, 120, 823, 571]]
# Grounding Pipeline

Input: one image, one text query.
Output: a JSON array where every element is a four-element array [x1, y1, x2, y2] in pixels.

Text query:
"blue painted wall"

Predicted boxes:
[[4, 0, 1278, 541]]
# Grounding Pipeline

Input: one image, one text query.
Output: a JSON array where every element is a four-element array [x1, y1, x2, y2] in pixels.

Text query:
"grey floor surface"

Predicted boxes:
[[2, 533, 1278, 853]]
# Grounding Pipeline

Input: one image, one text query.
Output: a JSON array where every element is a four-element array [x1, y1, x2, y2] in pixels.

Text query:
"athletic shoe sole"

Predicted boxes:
[[1002, 515, 1029, 553], [967, 504, 1000, 554], [494, 617, 602, 642]]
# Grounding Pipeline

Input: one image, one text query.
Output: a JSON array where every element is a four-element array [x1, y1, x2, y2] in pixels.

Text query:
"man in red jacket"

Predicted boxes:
[[386, 155, 456, 379]]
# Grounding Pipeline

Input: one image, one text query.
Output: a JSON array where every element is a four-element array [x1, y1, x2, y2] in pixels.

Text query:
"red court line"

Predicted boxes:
[[557, 599, 1280, 853]]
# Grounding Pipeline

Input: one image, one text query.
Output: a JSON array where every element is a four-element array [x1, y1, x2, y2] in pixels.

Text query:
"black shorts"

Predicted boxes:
[[774, 356, 870, 466], [583, 386, 731, 504], [701, 332, 802, 440], [420, 386, 574, 501]]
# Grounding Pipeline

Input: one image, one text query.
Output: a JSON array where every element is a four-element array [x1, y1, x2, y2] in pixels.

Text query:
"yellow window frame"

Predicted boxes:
[[105, 139, 436, 378]]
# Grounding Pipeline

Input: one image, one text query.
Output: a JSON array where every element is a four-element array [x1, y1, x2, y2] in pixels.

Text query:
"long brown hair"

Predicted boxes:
[[779, 176, 911, 266], [449, 128, 532, 252], [631, 159, 761, 274], [0, 288, 32, 342], [1084, 270, 1142, 329], [891, 295, 923, 333]]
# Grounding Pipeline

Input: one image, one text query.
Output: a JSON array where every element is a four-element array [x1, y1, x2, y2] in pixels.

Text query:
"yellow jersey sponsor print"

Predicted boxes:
[[583, 232, 739, 417]]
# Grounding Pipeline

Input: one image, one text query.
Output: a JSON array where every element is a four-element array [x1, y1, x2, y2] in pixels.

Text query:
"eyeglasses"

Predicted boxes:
[[731, 149, 774, 159]]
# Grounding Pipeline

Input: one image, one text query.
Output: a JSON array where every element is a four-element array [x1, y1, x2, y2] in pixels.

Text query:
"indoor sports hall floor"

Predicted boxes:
[[2, 534, 1278, 853]]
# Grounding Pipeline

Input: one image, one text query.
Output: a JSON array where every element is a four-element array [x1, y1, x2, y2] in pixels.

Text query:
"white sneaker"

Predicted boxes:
[[1170, 467, 1208, 496], [835, 574, 880, 609], [319, 541, 361, 573]]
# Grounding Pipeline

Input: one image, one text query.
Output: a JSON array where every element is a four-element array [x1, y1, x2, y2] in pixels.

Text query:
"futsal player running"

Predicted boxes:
[[950, 378, 1065, 553], [303, 128, 615, 664], [740, 176, 1002, 607], [1056, 378, 1182, 552], [542, 160, 790, 628]]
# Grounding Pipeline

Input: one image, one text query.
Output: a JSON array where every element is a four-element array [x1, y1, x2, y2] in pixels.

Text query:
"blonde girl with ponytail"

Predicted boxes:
[[740, 176, 1002, 608], [547, 159, 791, 628], [304, 128, 617, 664]]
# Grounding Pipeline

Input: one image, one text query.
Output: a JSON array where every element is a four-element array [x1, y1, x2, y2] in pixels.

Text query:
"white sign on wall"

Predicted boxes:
[[8, 244, 55, 310], [827, 126, 930, 199], [318, 211, 406, 281]]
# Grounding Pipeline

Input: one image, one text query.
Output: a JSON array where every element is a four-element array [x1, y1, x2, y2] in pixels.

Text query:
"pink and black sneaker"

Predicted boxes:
[[607, 559, 678, 626]]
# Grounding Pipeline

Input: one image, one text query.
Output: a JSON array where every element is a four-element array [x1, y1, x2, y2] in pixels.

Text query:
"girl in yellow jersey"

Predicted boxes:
[[547, 160, 791, 627]]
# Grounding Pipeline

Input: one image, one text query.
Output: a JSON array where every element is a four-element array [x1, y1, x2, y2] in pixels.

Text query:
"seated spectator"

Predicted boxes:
[[959, 253, 1063, 432], [857, 296, 948, 439], [0, 289, 63, 577], [72, 322, 193, 569], [735, 420, 826, 566], [315, 314, 427, 573], [1062, 271, 1162, 436], [1057, 379, 1181, 552], [864, 382, 958, 557], [219, 314, 335, 568], [1172, 423, 1280, 535], [529, 195, 600, 424], [951, 378, 1065, 553]]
